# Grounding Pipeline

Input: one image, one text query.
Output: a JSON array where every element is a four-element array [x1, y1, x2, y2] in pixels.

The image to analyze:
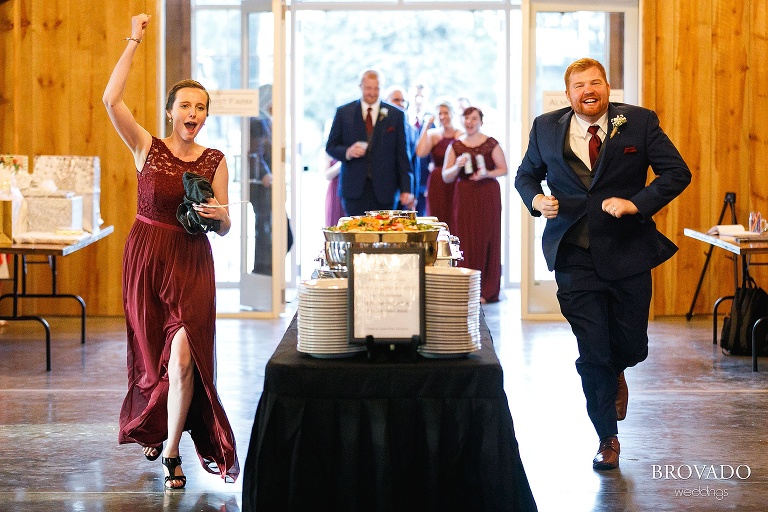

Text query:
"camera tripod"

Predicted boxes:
[[685, 192, 737, 321]]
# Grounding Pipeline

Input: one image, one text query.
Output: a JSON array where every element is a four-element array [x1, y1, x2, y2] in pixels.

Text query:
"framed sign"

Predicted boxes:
[[208, 89, 261, 116], [348, 246, 425, 346]]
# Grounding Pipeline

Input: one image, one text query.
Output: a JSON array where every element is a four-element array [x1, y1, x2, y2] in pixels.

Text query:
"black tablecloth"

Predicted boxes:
[[242, 313, 537, 512]]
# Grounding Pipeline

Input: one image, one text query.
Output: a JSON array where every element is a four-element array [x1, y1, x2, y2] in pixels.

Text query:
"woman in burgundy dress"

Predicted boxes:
[[443, 107, 508, 303], [323, 155, 346, 227], [415, 99, 463, 230], [103, 14, 239, 489]]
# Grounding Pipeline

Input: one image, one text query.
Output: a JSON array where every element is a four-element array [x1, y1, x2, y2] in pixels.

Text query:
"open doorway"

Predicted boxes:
[[292, 9, 521, 286], [520, 4, 639, 318], [184, 2, 522, 315]]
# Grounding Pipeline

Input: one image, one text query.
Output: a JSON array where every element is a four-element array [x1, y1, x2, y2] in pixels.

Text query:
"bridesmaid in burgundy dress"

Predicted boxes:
[[323, 155, 346, 227], [103, 14, 239, 489], [415, 99, 463, 231], [443, 107, 508, 303]]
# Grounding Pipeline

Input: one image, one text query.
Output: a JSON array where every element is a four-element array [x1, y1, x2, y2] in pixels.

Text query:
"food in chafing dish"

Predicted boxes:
[[328, 214, 435, 232]]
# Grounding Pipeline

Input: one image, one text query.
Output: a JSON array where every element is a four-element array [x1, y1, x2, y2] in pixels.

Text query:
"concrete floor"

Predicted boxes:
[[1, 289, 767, 511]]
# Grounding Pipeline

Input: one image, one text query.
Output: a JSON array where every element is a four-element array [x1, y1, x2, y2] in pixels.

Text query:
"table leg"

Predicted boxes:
[[753, 317, 768, 372], [0, 254, 86, 370], [0, 311, 52, 371], [712, 295, 734, 346]]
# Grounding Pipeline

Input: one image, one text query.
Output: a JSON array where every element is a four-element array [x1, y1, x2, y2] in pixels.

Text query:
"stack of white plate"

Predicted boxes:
[[421, 266, 482, 358], [297, 278, 365, 358]]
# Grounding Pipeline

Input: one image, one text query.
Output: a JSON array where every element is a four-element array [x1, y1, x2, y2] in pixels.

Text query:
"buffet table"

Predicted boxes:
[[242, 313, 537, 512]]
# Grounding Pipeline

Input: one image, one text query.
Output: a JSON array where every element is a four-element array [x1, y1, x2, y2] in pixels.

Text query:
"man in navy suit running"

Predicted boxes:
[[515, 58, 691, 471], [326, 69, 415, 216]]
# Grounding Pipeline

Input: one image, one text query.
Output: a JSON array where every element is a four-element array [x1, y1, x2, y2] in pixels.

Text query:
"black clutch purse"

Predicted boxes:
[[176, 171, 221, 234]]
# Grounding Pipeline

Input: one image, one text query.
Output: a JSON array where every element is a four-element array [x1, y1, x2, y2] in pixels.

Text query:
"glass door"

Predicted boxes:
[[291, 8, 515, 284], [191, 0, 287, 317], [239, 1, 281, 313], [520, 1, 639, 318]]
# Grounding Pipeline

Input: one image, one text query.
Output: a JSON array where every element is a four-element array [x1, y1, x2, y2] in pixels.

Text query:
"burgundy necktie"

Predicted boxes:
[[365, 107, 373, 137], [588, 125, 602, 168]]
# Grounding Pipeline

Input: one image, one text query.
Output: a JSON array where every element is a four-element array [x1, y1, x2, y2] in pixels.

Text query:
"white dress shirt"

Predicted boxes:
[[570, 112, 608, 169]]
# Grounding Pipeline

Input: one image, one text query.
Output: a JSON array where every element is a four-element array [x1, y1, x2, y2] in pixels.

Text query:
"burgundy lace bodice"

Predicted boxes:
[[451, 137, 499, 180], [430, 136, 456, 169], [136, 137, 224, 226]]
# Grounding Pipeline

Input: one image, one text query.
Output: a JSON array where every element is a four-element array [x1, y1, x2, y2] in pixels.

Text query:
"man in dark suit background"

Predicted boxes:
[[385, 84, 421, 213], [515, 58, 691, 470], [326, 69, 415, 216], [410, 84, 433, 216]]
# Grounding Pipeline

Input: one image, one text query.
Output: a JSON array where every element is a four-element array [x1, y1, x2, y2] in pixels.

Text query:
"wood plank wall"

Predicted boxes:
[[1, 0, 766, 317], [0, 0, 155, 316], [644, 0, 768, 316]]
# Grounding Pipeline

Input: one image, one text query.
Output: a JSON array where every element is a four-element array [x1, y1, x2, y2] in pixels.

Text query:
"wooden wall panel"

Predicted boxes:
[[33, 0, 69, 155], [644, 0, 768, 316], [0, 3, 14, 148], [0, 0, 155, 317], [165, 0, 192, 104], [649, 0, 718, 315], [671, 0, 713, 314], [648, 1, 679, 313], [749, 2, 768, 207], [15, 0, 32, 154]]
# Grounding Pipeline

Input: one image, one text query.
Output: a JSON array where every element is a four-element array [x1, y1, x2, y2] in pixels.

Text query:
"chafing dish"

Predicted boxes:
[[322, 228, 441, 269], [364, 209, 418, 220], [316, 213, 462, 274]]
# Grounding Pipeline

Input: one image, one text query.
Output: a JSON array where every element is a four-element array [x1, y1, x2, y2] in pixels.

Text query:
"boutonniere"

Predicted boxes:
[[379, 108, 388, 121], [610, 114, 627, 139]]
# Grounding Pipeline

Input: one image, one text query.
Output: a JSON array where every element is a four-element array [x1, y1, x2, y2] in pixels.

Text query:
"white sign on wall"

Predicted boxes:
[[208, 89, 261, 116]]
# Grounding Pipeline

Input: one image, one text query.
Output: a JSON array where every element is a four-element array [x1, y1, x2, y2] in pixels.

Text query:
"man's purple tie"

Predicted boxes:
[[365, 107, 373, 137], [588, 125, 602, 168]]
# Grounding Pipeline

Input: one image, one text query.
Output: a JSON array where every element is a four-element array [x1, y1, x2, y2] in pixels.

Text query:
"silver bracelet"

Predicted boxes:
[[125, 37, 142, 44]]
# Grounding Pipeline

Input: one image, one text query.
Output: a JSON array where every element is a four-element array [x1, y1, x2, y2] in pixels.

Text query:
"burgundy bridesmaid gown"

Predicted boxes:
[[119, 137, 239, 482], [426, 136, 457, 231], [325, 166, 346, 227], [450, 137, 503, 303]]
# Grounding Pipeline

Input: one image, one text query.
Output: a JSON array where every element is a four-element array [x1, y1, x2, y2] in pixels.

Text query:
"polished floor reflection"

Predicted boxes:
[[1, 289, 768, 511]]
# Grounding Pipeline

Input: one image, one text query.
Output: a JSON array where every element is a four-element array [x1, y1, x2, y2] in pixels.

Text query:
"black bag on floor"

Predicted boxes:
[[720, 276, 768, 355]]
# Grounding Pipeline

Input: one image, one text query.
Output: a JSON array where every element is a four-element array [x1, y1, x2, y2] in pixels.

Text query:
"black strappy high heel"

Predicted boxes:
[[144, 444, 163, 462], [162, 456, 187, 489]]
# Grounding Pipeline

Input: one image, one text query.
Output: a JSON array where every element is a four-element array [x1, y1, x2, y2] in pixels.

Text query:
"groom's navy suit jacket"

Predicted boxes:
[[515, 103, 691, 280], [325, 100, 413, 209]]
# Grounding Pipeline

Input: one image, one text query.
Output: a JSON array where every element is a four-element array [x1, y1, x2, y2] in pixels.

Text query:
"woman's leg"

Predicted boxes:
[[163, 327, 194, 488]]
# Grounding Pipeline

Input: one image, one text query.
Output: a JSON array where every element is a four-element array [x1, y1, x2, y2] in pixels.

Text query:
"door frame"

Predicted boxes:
[[519, 0, 640, 319]]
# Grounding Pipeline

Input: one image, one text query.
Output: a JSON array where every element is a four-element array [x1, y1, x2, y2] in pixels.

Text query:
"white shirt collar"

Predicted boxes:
[[572, 111, 609, 139]]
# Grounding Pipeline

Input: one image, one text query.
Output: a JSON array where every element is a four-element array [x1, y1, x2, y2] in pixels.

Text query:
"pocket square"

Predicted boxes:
[[624, 146, 638, 154], [386, 126, 395, 133]]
